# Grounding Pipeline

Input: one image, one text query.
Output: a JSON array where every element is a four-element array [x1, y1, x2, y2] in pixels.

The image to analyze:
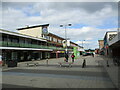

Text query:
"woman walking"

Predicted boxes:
[[71, 53, 75, 63]]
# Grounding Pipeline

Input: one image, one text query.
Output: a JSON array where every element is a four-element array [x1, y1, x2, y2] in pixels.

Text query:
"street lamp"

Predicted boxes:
[[60, 24, 72, 53], [79, 40, 85, 55], [80, 40, 85, 49]]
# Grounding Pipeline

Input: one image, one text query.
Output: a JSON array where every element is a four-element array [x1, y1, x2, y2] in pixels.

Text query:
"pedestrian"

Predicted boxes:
[[71, 53, 75, 63], [65, 53, 69, 62], [82, 59, 86, 68], [91, 53, 94, 57]]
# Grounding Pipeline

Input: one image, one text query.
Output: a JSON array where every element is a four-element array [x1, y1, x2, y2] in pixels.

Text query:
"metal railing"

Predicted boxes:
[[0, 41, 66, 50]]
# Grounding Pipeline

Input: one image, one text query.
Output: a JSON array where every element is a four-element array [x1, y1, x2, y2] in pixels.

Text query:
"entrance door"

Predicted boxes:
[[42, 52, 45, 59]]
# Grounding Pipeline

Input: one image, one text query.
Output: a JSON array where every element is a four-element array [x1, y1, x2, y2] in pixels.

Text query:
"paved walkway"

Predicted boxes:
[[96, 55, 119, 89], [1, 55, 117, 88]]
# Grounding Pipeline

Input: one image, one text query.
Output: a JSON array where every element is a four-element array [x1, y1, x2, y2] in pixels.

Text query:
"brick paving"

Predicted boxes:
[[96, 55, 119, 89], [1, 55, 118, 88]]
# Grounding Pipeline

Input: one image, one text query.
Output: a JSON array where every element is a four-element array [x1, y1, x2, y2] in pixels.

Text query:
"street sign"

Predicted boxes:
[[67, 40, 70, 46], [62, 40, 66, 48]]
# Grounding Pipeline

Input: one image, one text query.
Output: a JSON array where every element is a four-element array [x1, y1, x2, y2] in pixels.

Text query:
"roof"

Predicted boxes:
[[17, 24, 49, 30], [48, 32, 65, 40], [0, 29, 47, 42]]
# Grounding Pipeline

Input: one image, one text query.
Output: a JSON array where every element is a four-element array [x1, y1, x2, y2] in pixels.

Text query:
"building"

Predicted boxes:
[[108, 29, 120, 59], [17, 24, 81, 58], [0, 24, 82, 65], [0, 29, 53, 65], [17, 24, 49, 39], [98, 40, 104, 50], [98, 29, 120, 88], [47, 32, 82, 58], [47, 32, 71, 58], [98, 40, 104, 55], [103, 31, 117, 56]]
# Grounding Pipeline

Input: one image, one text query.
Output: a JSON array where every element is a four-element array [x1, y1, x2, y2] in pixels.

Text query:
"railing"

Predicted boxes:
[[0, 41, 66, 50]]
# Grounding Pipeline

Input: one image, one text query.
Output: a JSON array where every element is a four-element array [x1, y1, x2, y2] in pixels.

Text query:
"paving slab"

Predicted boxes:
[[1, 55, 117, 88]]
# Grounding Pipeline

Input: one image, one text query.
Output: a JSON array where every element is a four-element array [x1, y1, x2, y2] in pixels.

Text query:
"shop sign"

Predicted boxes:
[[42, 26, 48, 35], [61, 51, 65, 53], [67, 40, 70, 46], [62, 40, 67, 48]]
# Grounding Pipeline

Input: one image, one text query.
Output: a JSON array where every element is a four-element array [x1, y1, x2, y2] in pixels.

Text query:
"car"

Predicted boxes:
[[86, 52, 92, 55], [83, 52, 92, 56], [82, 52, 87, 56]]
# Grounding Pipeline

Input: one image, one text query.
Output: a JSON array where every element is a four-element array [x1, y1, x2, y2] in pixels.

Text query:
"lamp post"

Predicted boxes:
[[117, 28, 120, 40], [80, 40, 85, 49], [80, 40, 85, 55], [60, 24, 72, 53]]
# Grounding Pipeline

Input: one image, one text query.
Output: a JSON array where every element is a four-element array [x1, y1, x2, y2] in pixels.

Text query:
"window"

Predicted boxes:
[[47, 36, 50, 40], [12, 38, 18, 43], [53, 38, 57, 42], [2, 35, 7, 41], [50, 37, 53, 41], [19, 38, 25, 43], [55, 38, 57, 42], [58, 40, 61, 43], [25, 39, 31, 44], [49, 37, 52, 41]]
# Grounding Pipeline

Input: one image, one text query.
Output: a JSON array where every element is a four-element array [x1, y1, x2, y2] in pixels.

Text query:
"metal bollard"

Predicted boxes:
[[107, 60, 109, 67], [46, 59, 48, 66]]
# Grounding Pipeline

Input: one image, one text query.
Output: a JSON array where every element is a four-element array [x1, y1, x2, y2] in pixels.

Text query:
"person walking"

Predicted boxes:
[[91, 52, 94, 57], [65, 53, 69, 62], [71, 53, 75, 63]]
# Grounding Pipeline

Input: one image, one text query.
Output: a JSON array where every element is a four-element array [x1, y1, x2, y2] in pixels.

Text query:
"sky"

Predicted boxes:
[[0, 0, 119, 49]]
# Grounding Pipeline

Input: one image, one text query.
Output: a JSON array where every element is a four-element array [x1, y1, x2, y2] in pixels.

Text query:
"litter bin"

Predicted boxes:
[[7, 60, 17, 67]]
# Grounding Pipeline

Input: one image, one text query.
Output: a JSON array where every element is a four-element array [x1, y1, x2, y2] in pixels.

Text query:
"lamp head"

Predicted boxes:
[[60, 25, 63, 27], [68, 24, 72, 26]]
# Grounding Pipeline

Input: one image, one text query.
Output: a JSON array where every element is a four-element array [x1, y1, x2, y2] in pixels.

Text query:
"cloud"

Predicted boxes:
[[50, 26, 117, 49], [0, 2, 2, 28], [75, 40, 90, 44], [1, 2, 118, 49], [49, 26, 117, 41], [2, 0, 118, 2], [2, 2, 117, 28]]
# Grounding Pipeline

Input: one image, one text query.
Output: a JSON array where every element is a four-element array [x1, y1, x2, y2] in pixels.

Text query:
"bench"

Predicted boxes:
[[58, 62, 73, 67], [26, 62, 39, 67]]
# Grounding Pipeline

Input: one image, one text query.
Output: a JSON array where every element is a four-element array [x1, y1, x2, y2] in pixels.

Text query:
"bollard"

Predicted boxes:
[[46, 59, 48, 66], [107, 60, 109, 67], [82, 59, 86, 68]]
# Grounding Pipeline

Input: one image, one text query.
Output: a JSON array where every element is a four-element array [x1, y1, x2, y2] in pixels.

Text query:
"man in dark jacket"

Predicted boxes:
[[65, 53, 69, 62]]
